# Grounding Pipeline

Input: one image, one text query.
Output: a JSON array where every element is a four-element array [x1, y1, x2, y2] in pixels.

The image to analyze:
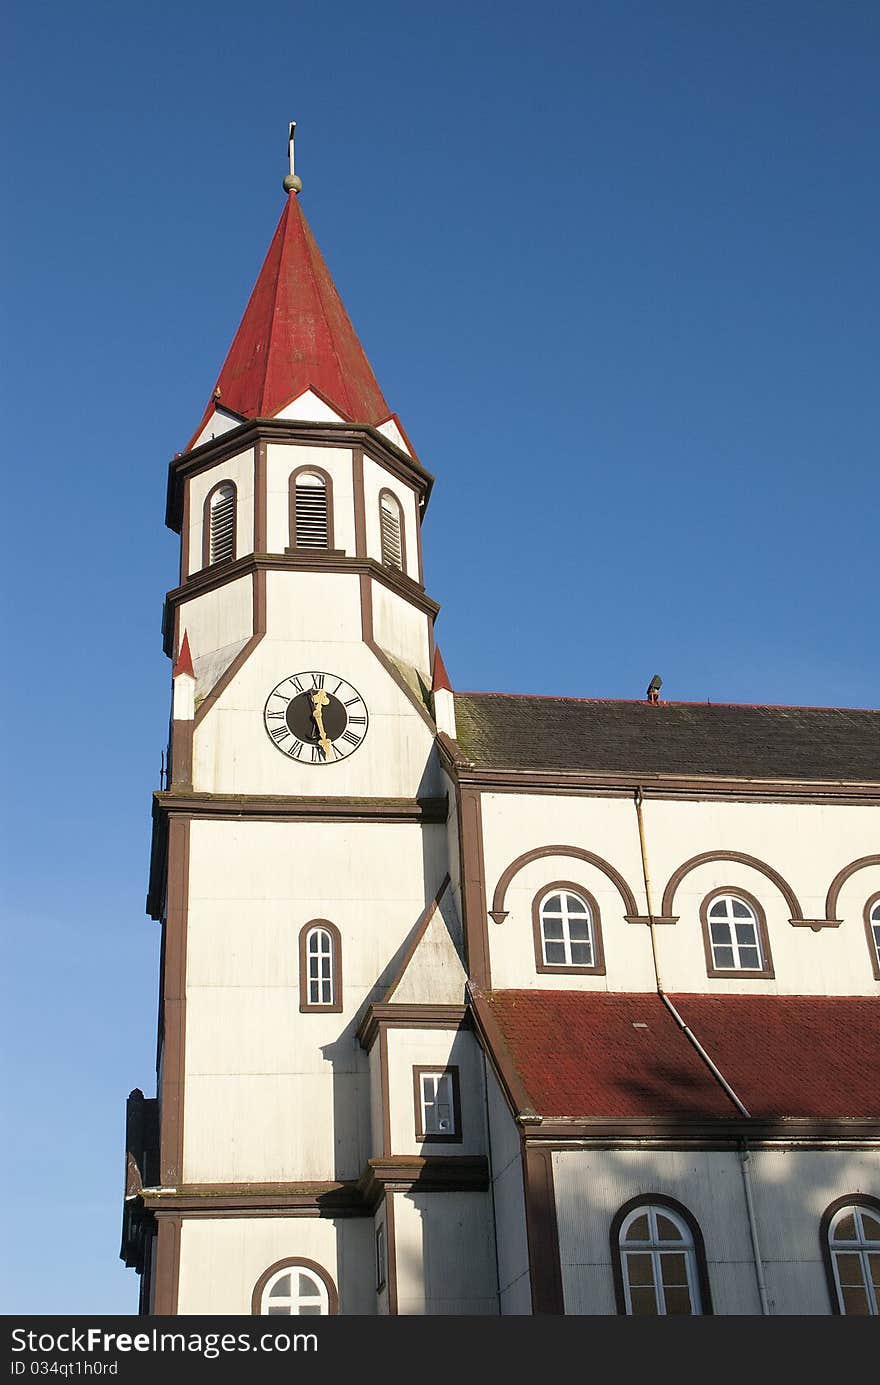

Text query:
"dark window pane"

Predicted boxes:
[[660, 1252, 688, 1285], [624, 1214, 650, 1241], [565, 895, 588, 915], [543, 896, 562, 914], [269, 1275, 291, 1297], [708, 901, 727, 918], [834, 1214, 856, 1242], [545, 941, 566, 963], [841, 1285, 870, 1315], [663, 1286, 694, 1315], [570, 943, 592, 966], [713, 946, 735, 969], [710, 922, 731, 945], [739, 947, 761, 969], [734, 923, 757, 945], [298, 1274, 321, 1297], [731, 899, 751, 919], [656, 1216, 683, 1243], [267, 1305, 291, 1315], [626, 1253, 655, 1286], [628, 1286, 659, 1316], [862, 1212, 880, 1240], [835, 1253, 866, 1285], [298, 1305, 323, 1315], [543, 919, 564, 940], [869, 1253, 880, 1292], [568, 920, 590, 941]]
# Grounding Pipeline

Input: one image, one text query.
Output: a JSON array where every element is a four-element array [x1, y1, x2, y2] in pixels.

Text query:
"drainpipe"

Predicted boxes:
[[633, 787, 769, 1311], [740, 1145, 771, 1315]]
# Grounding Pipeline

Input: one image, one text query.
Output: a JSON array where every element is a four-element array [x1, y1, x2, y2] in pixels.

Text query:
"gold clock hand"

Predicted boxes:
[[309, 689, 333, 756]]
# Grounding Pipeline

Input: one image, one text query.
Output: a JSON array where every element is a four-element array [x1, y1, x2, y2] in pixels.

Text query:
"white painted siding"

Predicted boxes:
[[392, 1191, 497, 1314]]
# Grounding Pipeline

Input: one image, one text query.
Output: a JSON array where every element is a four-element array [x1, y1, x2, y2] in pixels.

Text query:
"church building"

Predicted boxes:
[[121, 133, 880, 1317]]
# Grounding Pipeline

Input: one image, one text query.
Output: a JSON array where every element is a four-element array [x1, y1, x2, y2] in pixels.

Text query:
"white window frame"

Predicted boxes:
[[260, 1264, 330, 1316], [707, 893, 763, 971], [539, 888, 595, 968], [416, 1068, 458, 1139], [306, 926, 334, 1007], [871, 901, 880, 969], [828, 1204, 880, 1316], [619, 1205, 701, 1316]]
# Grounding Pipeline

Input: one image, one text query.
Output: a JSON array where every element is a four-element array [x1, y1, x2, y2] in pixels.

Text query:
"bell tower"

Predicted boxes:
[[121, 133, 495, 1317]]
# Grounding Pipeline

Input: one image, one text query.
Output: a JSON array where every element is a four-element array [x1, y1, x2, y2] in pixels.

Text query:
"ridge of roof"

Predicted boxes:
[[186, 192, 389, 450], [454, 690, 878, 714]]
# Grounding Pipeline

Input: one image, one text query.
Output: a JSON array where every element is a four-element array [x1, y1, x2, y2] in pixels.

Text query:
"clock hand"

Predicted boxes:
[[309, 689, 333, 757]]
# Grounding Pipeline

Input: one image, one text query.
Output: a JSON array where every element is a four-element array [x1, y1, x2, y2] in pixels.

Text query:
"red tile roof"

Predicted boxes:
[[672, 994, 880, 1119], [479, 990, 880, 1120], [187, 191, 389, 449]]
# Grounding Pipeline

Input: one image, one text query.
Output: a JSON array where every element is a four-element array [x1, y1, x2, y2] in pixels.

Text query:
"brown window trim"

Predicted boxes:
[[609, 1193, 713, 1316], [378, 487, 407, 573], [864, 893, 880, 982], [251, 1257, 339, 1316], [375, 1221, 386, 1292], [201, 479, 238, 569], [298, 920, 343, 1014], [532, 882, 606, 976], [288, 464, 335, 551], [412, 1064, 462, 1144], [700, 886, 775, 980]]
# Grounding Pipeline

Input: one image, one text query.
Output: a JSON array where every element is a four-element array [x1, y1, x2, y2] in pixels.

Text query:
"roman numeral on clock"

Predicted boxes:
[[270, 727, 290, 743], [341, 729, 362, 746]]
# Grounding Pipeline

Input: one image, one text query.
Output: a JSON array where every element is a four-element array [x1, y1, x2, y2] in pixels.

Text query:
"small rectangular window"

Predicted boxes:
[[413, 1066, 461, 1142], [375, 1223, 386, 1291]]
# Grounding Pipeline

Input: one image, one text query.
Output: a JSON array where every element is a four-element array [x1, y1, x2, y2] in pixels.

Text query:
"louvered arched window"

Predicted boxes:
[[290, 469, 332, 549], [299, 921, 342, 1013], [379, 490, 404, 571], [205, 481, 236, 566]]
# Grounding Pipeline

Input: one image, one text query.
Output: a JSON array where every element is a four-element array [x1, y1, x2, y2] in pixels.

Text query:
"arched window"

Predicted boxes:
[[822, 1198, 880, 1315], [290, 468, 332, 549], [379, 490, 405, 571], [532, 884, 605, 975], [865, 894, 880, 981], [299, 921, 343, 1013], [252, 1259, 338, 1316], [204, 481, 236, 566], [611, 1197, 711, 1316], [700, 889, 774, 979]]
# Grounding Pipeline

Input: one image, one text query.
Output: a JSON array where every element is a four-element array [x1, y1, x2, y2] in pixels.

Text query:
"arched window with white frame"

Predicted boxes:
[[204, 480, 236, 566], [865, 894, 880, 981], [533, 884, 605, 975], [822, 1198, 880, 1315], [299, 920, 342, 1014], [252, 1259, 338, 1316], [379, 489, 405, 571], [290, 468, 332, 549], [700, 888, 774, 979], [611, 1197, 711, 1316]]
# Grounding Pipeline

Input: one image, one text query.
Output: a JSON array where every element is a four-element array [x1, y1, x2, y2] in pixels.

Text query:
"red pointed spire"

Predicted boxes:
[[187, 192, 389, 448], [433, 646, 452, 692], [173, 630, 194, 679]]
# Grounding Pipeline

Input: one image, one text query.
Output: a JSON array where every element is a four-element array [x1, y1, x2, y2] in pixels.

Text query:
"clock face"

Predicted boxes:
[[263, 671, 369, 764]]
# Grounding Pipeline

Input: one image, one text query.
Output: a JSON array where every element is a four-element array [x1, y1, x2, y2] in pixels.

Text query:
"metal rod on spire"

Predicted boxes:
[[283, 122, 302, 194]]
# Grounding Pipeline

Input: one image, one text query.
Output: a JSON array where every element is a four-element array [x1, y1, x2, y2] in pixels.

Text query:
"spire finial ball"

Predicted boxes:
[[283, 173, 302, 194]]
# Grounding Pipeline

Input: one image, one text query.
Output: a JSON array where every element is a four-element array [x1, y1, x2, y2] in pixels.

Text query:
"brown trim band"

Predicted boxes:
[[661, 850, 805, 924], [522, 1146, 564, 1314], [151, 1213, 181, 1315], [384, 1194, 399, 1315], [143, 1183, 364, 1215], [357, 1003, 468, 1052], [358, 1156, 489, 1208], [167, 419, 434, 531], [523, 1117, 880, 1143], [153, 791, 448, 824], [457, 786, 492, 987], [491, 845, 643, 925]]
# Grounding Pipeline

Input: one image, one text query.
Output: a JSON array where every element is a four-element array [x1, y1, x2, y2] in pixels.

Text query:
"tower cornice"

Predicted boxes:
[[166, 418, 434, 533]]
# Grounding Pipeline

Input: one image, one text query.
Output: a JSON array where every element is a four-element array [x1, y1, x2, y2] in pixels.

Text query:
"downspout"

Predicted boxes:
[[633, 786, 770, 1314]]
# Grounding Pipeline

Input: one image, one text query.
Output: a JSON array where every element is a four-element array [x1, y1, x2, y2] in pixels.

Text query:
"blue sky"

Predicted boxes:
[[2, 1, 878, 1313]]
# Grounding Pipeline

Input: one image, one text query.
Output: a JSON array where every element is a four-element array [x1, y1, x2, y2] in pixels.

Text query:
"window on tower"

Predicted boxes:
[[865, 895, 880, 980], [379, 490, 404, 571], [299, 921, 343, 1013], [413, 1066, 461, 1142], [252, 1260, 338, 1316], [290, 468, 332, 549], [204, 480, 237, 566]]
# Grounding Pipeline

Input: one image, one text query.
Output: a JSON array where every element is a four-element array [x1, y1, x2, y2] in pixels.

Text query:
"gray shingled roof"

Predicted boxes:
[[452, 694, 880, 781]]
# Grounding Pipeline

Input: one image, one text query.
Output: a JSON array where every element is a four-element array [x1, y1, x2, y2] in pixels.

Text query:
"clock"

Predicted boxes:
[[263, 671, 369, 763]]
